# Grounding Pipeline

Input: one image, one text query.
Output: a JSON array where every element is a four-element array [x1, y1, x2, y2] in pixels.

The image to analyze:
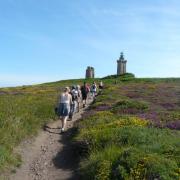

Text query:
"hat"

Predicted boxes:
[[64, 87, 70, 92]]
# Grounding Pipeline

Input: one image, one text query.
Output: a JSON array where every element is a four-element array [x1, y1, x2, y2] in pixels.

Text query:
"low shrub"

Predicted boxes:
[[111, 99, 149, 114], [75, 78, 180, 179], [114, 148, 179, 180], [76, 111, 180, 179], [102, 73, 135, 80], [76, 111, 116, 129], [80, 145, 180, 180], [80, 146, 121, 180]]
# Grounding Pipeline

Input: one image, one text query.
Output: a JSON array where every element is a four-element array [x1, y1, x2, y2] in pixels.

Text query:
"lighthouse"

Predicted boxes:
[[117, 52, 127, 75]]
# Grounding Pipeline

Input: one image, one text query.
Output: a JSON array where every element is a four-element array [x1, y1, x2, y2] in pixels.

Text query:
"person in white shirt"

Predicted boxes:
[[69, 85, 78, 120], [57, 87, 72, 132], [91, 82, 97, 99]]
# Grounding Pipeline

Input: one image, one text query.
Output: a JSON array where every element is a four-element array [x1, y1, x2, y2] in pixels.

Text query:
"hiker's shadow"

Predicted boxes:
[[50, 105, 93, 180], [52, 127, 81, 180], [43, 125, 61, 135]]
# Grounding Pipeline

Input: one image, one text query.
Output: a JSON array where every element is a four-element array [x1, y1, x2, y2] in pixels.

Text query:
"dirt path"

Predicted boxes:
[[6, 102, 91, 180]]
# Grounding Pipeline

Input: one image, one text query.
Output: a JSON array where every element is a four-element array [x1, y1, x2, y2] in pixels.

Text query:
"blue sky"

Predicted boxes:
[[0, 0, 180, 87]]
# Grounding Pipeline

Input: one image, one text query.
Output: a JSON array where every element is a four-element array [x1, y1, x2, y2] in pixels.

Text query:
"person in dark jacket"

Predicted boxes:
[[81, 82, 89, 108]]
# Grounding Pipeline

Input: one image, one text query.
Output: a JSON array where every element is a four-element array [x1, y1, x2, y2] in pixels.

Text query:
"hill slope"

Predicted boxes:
[[0, 78, 95, 172], [74, 78, 180, 179], [0, 77, 179, 179]]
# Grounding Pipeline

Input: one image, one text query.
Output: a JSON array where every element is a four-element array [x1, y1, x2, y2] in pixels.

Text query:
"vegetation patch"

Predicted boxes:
[[74, 78, 180, 179], [0, 78, 97, 172], [0, 77, 179, 179], [111, 99, 149, 114], [102, 73, 135, 80], [76, 113, 180, 179]]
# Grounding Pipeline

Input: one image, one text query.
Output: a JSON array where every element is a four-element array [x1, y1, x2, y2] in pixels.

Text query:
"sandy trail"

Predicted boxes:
[[6, 102, 91, 180]]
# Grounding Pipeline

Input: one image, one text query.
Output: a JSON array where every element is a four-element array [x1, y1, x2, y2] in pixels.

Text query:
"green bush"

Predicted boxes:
[[114, 148, 179, 180], [80, 146, 121, 180], [111, 99, 149, 114], [76, 111, 180, 180], [80, 145, 179, 180], [102, 73, 135, 80]]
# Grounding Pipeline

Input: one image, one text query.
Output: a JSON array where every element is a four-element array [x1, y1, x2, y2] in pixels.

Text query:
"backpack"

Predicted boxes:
[[81, 86, 89, 95], [71, 90, 78, 101], [91, 84, 96, 92], [86, 86, 90, 93]]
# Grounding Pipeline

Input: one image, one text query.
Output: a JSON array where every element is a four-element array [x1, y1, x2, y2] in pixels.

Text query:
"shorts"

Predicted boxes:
[[57, 103, 70, 117], [82, 94, 87, 100]]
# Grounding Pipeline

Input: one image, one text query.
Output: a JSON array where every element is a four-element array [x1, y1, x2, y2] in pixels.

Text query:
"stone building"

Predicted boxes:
[[117, 52, 127, 75], [86, 66, 95, 78]]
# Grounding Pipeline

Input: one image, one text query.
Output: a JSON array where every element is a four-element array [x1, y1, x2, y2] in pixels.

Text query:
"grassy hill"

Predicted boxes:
[[0, 77, 179, 179], [74, 77, 180, 179], [0, 78, 97, 171]]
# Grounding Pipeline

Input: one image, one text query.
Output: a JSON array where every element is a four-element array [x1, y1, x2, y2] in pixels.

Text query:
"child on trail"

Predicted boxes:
[[69, 85, 79, 120], [57, 87, 72, 133], [81, 82, 89, 108]]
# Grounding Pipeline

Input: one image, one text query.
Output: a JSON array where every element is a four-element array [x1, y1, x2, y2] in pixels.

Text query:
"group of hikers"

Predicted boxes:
[[56, 81, 104, 133]]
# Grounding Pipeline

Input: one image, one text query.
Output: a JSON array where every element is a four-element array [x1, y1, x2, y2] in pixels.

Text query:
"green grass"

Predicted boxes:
[[0, 91, 57, 170], [75, 111, 180, 179], [0, 78, 98, 172], [73, 77, 180, 180], [0, 77, 179, 179]]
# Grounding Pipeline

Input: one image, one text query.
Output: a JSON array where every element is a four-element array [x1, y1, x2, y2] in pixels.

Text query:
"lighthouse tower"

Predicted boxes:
[[117, 52, 127, 75]]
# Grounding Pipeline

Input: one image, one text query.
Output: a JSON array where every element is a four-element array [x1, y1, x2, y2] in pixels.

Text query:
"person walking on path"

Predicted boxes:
[[69, 85, 78, 120], [81, 82, 89, 108], [98, 81, 104, 94], [76, 85, 82, 112], [91, 81, 97, 100], [57, 87, 72, 133]]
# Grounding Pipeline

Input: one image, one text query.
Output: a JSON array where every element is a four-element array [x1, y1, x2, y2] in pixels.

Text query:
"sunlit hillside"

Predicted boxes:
[[0, 76, 179, 179]]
